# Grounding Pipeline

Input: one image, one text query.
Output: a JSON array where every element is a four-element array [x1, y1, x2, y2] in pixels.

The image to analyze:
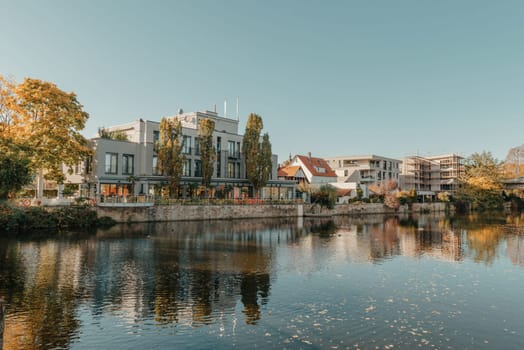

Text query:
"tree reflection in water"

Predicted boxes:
[[0, 213, 524, 349]]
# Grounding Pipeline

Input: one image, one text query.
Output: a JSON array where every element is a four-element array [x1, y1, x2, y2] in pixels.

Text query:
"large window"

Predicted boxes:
[[194, 160, 202, 177], [228, 141, 236, 158], [105, 153, 118, 174], [228, 162, 235, 178], [194, 137, 201, 156], [152, 155, 160, 175], [183, 159, 191, 177], [182, 135, 192, 154], [153, 130, 160, 147], [122, 154, 134, 175]]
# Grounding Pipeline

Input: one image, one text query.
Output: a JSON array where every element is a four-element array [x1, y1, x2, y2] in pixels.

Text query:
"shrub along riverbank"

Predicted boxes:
[[0, 203, 115, 234]]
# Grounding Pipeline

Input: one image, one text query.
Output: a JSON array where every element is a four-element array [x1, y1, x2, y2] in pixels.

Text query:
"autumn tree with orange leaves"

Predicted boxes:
[[0, 75, 91, 192], [455, 151, 504, 211]]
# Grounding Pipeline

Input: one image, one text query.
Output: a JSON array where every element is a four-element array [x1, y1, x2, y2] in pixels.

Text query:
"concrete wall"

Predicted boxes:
[[97, 202, 450, 223], [96, 204, 302, 223]]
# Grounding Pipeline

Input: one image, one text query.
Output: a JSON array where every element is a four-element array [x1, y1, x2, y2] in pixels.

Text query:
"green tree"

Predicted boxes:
[[311, 184, 337, 210], [97, 127, 129, 141], [198, 118, 216, 196], [1, 77, 91, 184], [259, 133, 273, 189], [455, 151, 503, 211], [156, 117, 185, 198], [0, 141, 32, 200], [241, 113, 273, 197]]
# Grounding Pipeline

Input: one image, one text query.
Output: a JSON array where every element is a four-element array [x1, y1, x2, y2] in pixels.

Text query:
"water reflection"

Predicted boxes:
[[0, 214, 524, 349]]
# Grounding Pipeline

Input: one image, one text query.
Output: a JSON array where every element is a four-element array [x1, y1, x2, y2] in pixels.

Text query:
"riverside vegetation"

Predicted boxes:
[[0, 203, 115, 234]]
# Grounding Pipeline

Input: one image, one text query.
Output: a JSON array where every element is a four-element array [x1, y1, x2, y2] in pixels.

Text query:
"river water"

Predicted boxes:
[[1, 213, 524, 349]]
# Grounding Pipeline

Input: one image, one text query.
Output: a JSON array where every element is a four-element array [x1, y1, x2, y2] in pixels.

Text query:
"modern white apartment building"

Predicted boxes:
[[324, 155, 402, 187], [399, 153, 464, 196], [65, 110, 295, 200], [399, 156, 440, 195], [427, 154, 464, 193]]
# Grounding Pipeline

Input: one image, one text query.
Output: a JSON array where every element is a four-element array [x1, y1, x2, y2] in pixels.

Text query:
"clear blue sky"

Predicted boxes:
[[1, 0, 523, 162]]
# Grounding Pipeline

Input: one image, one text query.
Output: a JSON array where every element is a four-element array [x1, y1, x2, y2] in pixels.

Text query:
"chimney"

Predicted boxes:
[[308, 152, 312, 159]]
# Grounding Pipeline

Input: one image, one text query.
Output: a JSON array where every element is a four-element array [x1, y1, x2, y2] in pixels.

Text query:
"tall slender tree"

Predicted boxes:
[[259, 133, 273, 188], [242, 113, 273, 197], [157, 117, 185, 198], [198, 117, 216, 196]]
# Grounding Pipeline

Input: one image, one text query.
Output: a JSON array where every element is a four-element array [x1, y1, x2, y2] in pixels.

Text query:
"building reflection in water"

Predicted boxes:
[[0, 213, 523, 349]]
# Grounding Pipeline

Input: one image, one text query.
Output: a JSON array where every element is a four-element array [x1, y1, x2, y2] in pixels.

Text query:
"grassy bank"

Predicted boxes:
[[0, 203, 115, 234]]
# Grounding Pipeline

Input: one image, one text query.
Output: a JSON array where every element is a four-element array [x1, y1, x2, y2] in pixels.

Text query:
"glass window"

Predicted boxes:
[[152, 155, 159, 175], [183, 159, 191, 177], [105, 153, 118, 174], [153, 130, 160, 147], [195, 160, 202, 177], [228, 162, 235, 178], [194, 137, 201, 156], [182, 135, 191, 154], [122, 154, 134, 175], [228, 141, 236, 158]]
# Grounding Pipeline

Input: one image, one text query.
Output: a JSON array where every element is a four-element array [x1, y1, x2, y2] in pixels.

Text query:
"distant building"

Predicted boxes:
[[324, 155, 401, 187], [399, 153, 464, 198], [287, 154, 338, 186], [399, 156, 440, 196]]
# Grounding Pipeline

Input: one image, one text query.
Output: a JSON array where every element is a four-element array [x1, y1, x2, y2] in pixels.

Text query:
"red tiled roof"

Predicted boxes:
[[296, 155, 337, 178], [336, 188, 353, 197], [278, 165, 301, 178]]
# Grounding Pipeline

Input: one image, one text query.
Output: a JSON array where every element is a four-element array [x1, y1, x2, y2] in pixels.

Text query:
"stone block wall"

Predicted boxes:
[[96, 202, 450, 223]]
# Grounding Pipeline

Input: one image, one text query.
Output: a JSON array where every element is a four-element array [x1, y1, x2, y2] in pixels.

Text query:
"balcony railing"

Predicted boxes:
[[227, 151, 241, 159]]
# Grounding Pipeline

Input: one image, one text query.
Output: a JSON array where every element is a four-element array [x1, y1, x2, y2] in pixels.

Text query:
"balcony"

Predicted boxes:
[[227, 151, 241, 160]]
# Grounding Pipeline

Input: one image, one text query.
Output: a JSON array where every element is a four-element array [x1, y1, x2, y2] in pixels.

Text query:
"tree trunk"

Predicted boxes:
[[0, 299, 5, 350], [36, 170, 44, 199]]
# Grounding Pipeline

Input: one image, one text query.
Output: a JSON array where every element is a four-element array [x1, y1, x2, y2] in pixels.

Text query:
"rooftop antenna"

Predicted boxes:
[[224, 99, 227, 118], [236, 96, 239, 121]]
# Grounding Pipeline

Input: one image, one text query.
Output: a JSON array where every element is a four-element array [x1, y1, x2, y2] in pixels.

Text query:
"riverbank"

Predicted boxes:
[[0, 204, 115, 233], [96, 202, 451, 223]]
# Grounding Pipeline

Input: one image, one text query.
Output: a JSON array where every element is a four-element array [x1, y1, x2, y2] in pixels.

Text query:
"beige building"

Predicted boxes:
[[399, 153, 464, 197]]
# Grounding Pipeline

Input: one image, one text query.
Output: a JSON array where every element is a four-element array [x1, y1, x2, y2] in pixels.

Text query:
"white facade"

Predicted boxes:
[[288, 154, 337, 186], [399, 154, 464, 195], [65, 110, 293, 199], [325, 155, 401, 187]]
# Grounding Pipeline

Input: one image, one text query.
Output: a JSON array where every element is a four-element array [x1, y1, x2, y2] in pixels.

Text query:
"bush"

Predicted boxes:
[[0, 203, 115, 234], [311, 185, 337, 210]]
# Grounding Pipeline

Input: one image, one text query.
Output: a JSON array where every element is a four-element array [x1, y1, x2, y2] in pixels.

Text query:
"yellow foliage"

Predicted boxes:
[[0, 76, 91, 182], [467, 176, 501, 191]]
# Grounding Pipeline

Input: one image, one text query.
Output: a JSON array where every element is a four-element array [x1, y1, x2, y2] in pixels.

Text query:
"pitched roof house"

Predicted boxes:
[[286, 154, 337, 185]]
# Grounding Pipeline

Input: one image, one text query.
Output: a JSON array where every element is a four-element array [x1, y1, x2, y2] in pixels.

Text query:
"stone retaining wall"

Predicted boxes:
[[96, 202, 451, 223]]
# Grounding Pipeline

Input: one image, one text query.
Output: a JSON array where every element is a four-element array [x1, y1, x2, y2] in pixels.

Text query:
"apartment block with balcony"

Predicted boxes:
[[324, 155, 402, 187], [67, 110, 295, 200], [427, 154, 465, 193], [399, 156, 440, 196], [399, 154, 464, 197]]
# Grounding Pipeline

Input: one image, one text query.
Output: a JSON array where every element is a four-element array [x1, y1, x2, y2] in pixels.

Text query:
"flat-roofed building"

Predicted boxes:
[[324, 155, 401, 187], [65, 110, 295, 200], [399, 153, 464, 197]]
